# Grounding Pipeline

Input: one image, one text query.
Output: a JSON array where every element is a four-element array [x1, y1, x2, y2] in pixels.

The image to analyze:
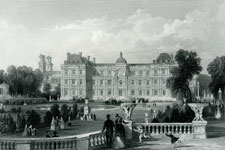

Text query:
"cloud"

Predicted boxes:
[[1, 1, 225, 73]]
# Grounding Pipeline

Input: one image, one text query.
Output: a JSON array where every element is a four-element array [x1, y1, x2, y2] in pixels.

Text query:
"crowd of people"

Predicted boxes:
[[102, 114, 126, 149], [50, 116, 64, 131], [22, 124, 37, 137]]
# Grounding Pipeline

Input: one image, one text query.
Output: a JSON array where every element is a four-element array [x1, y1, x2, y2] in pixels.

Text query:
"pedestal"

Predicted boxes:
[[123, 120, 133, 141], [192, 121, 207, 139]]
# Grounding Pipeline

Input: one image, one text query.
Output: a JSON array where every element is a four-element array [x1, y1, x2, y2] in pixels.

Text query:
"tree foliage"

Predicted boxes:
[[207, 56, 225, 100], [4, 65, 43, 97], [167, 49, 202, 103], [50, 104, 61, 117], [24, 110, 41, 127]]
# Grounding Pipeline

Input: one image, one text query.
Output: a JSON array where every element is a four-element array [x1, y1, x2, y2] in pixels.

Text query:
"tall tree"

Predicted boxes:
[[167, 49, 202, 103], [207, 56, 225, 100]]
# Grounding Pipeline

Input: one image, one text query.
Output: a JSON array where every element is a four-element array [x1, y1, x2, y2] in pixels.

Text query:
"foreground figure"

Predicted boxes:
[[102, 114, 115, 148], [165, 132, 182, 148], [113, 114, 126, 149], [133, 126, 150, 143]]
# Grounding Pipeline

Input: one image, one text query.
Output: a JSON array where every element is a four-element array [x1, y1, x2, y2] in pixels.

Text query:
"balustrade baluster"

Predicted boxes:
[[90, 136, 94, 146], [98, 135, 102, 145], [187, 125, 190, 133]]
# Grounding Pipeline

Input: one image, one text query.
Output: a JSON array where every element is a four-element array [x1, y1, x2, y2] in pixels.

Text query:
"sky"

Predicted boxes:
[[0, 0, 225, 73]]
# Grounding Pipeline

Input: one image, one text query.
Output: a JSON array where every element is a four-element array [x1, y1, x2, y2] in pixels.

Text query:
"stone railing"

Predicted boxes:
[[89, 131, 106, 150], [0, 131, 106, 150], [0, 140, 16, 150], [134, 123, 193, 135]]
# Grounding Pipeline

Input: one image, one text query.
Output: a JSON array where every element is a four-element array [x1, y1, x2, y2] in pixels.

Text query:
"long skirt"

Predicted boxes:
[[113, 136, 125, 149]]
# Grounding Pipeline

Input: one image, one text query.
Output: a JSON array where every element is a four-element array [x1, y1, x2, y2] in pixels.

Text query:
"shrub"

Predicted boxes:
[[104, 101, 110, 105], [44, 111, 52, 125], [25, 110, 41, 127], [71, 103, 78, 119], [50, 104, 61, 117], [11, 107, 17, 113], [0, 114, 16, 134], [3, 98, 47, 105], [111, 99, 117, 105], [61, 104, 70, 122]]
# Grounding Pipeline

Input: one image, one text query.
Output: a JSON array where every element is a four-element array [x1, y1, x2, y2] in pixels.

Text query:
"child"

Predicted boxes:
[[133, 126, 150, 143]]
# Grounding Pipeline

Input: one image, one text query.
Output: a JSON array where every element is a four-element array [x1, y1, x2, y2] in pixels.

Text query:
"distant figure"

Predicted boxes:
[[93, 114, 96, 121], [32, 127, 37, 136], [68, 116, 72, 126], [46, 131, 50, 138], [133, 126, 150, 143], [50, 117, 56, 131], [165, 132, 182, 148], [55, 116, 60, 131], [52, 131, 59, 137], [22, 124, 28, 137], [28, 125, 33, 136], [102, 114, 115, 148], [60, 117, 64, 129]]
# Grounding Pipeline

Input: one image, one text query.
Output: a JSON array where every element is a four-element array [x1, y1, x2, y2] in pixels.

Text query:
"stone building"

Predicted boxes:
[[38, 54, 61, 91], [60, 52, 176, 101]]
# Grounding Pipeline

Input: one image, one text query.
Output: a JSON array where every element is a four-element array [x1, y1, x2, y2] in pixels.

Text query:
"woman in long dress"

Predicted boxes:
[[50, 117, 55, 131], [113, 114, 125, 149]]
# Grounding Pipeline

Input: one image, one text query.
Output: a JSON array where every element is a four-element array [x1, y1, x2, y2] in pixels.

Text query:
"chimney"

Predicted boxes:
[[93, 58, 96, 64], [87, 56, 90, 61], [79, 52, 82, 57]]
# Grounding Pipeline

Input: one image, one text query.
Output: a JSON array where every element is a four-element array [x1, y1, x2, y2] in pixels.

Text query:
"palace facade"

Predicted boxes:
[[60, 52, 176, 101]]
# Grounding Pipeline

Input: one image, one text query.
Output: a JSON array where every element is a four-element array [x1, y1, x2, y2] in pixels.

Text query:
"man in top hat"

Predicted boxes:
[[102, 114, 115, 148]]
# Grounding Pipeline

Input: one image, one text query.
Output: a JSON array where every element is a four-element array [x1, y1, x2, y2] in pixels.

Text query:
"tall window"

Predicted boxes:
[[138, 80, 142, 85], [108, 90, 111, 96], [80, 70, 82, 75], [162, 69, 166, 75], [79, 90, 82, 95], [131, 90, 135, 96], [154, 70, 157, 76], [147, 90, 150, 95], [154, 79, 158, 85], [146, 71, 149, 76], [73, 89, 76, 95], [119, 90, 123, 96], [65, 70, 68, 75], [80, 79, 82, 85], [100, 90, 103, 96], [108, 80, 112, 85], [154, 89, 158, 96], [163, 90, 166, 96], [65, 79, 68, 84], [147, 80, 150, 85], [139, 90, 142, 96], [72, 69, 76, 74], [72, 79, 75, 85], [140, 71, 143, 76], [119, 80, 123, 86], [64, 89, 68, 96], [162, 79, 166, 85], [100, 80, 103, 85]]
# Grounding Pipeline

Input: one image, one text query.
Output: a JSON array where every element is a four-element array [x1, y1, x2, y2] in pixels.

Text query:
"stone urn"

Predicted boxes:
[[188, 103, 208, 122], [120, 103, 137, 121], [188, 103, 208, 139]]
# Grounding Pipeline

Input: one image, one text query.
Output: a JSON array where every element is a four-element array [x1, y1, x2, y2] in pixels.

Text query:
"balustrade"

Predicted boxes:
[[0, 141, 16, 150], [89, 131, 106, 149], [134, 123, 193, 135]]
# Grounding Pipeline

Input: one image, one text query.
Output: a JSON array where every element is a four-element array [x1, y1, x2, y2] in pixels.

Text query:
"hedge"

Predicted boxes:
[[3, 98, 47, 105]]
